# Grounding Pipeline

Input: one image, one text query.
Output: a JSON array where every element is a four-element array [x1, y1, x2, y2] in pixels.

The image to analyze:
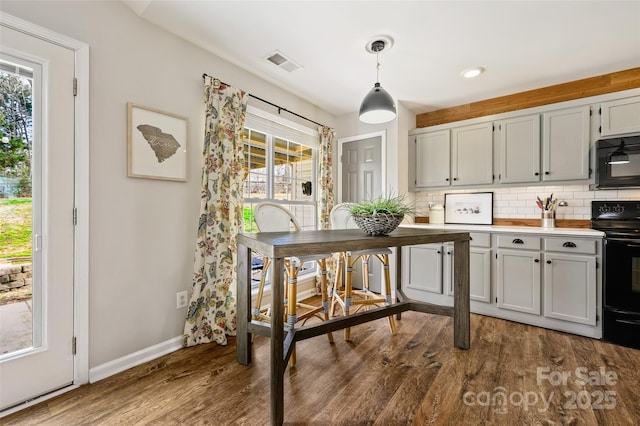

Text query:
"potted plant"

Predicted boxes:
[[349, 194, 414, 235]]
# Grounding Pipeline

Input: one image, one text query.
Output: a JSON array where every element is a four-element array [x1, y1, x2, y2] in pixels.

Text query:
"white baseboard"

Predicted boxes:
[[89, 336, 183, 383]]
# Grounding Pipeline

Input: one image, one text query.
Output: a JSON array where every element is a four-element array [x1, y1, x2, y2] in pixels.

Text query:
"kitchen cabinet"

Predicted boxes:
[[405, 243, 443, 294], [498, 114, 541, 183], [443, 236, 492, 303], [451, 122, 494, 186], [600, 96, 640, 136], [496, 248, 541, 315], [404, 233, 491, 303], [401, 225, 603, 339], [543, 237, 597, 326], [541, 105, 590, 181], [415, 130, 450, 187]]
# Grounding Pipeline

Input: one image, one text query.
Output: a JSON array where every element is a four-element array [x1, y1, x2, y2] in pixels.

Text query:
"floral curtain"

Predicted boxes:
[[183, 76, 248, 347], [316, 126, 336, 292]]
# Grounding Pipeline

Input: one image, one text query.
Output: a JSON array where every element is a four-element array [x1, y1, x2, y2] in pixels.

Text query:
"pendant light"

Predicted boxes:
[[359, 39, 396, 124], [608, 140, 630, 165]]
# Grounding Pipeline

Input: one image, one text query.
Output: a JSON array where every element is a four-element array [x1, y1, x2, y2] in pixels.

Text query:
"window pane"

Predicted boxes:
[[273, 138, 314, 202], [243, 129, 267, 199]]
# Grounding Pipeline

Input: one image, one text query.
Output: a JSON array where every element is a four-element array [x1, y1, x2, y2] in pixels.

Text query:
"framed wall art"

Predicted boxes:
[[127, 102, 189, 181], [444, 192, 493, 225]]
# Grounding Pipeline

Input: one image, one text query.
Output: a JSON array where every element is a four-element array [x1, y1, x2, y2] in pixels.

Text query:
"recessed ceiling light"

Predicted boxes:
[[461, 67, 485, 78]]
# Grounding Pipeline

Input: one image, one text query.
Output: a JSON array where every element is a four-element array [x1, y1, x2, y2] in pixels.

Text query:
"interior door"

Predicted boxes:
[[339, 133, 385, 292], [0, 25, 75, 411]]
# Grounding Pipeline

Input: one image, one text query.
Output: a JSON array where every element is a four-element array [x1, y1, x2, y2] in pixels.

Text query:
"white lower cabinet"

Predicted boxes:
[[405, 244, 443, 294], [401, 228, 602, 338], [543, 252, 597, 326], [496, 248, 541, 315], [444, 244, 492, 303]]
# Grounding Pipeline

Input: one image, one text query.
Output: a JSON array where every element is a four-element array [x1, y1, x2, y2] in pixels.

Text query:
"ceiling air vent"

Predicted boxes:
[[266, 51, 301, 72]]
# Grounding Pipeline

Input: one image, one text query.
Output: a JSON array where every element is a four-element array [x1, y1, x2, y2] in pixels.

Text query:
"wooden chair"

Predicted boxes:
[[330, 203, 396, 340], [252, 202, 333, 365]]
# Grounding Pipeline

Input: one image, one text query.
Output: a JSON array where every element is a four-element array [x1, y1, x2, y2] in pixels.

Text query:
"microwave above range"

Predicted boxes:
[[595, 135, 640, 189]]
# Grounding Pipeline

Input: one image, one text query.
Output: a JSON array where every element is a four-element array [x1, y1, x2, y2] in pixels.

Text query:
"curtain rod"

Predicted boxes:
[[202, 73, 326, 128]]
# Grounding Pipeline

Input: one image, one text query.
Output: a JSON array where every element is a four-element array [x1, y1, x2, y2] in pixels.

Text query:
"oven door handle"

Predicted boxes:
[[606, 238, 640, 248], [615, 319, 640, 326]]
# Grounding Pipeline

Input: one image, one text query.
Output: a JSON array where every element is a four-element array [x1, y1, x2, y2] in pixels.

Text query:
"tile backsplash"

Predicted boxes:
[[414, 185, 640, 220]]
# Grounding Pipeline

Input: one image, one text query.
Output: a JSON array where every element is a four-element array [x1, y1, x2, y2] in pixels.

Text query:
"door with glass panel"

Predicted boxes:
[[0, 25, 75, 411]]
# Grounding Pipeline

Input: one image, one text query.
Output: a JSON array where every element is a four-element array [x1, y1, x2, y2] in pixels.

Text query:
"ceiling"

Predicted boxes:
[[122, 1, 640, 117]]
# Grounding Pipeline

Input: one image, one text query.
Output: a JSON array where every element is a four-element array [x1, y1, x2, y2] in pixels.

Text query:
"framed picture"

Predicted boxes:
[[127, 102, 189, 181], [444, 192, 493, 225]]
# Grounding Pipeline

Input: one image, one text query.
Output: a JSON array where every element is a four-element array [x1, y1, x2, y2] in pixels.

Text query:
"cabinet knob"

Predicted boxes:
[[562, 241, 577, 248], [445, 178, 450, 181], [546, 260, 552, 264], [534, 172, 539, 176], [437, 250, 441, 254], [453, 177, 458, 181], [545, 171, 550, 175], [534, 259, 540, 263], [512, 238, 524, 244]]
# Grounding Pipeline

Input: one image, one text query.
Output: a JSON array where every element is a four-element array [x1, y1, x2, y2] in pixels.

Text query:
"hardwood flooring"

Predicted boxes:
[[3, 312, 640, 425]]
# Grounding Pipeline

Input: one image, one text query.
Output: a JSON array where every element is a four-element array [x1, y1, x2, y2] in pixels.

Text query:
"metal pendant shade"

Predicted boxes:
[[359, 82, 396, 124], [608, 141, 630, 165], [359, 39, 396, 124]]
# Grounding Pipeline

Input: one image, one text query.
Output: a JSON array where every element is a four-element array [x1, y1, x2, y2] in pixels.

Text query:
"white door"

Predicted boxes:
[[339, 133, 385, 203], [338, 132, 385, 291], [0, 25, 75, 411]]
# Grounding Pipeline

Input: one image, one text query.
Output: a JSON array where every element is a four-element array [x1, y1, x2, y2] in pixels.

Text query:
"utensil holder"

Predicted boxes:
[[541, 211, 556, 228]]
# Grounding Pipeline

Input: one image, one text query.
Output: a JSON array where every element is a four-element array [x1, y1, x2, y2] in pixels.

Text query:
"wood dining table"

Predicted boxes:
[[236, 227, 471, 425]]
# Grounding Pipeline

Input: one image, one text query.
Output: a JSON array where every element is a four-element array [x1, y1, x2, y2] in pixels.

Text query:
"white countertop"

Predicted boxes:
[[400, 223, 604, 237]]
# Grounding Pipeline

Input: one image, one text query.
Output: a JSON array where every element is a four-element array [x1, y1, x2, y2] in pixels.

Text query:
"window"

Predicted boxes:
[[242, 108, 320, 285]]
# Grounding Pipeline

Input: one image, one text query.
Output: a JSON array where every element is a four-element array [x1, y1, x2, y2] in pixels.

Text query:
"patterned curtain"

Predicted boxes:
[[183, 76, 248, 347], [316, 126, 336, 292]]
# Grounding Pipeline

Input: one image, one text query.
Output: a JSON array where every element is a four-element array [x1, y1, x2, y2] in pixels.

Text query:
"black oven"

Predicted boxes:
[[592, 201, 640, 349], [595, 135, 640, 189]]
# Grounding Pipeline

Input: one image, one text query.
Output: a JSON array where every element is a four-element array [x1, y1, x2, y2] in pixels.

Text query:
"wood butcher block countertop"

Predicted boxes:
[[406, 218, 603, 237]]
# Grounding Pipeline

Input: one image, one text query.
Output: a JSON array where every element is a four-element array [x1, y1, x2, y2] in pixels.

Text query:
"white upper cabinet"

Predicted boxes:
[[498, 114, 541, 184], [542, 105, 591, 182], [415, 130, 450, 187], [600, 96, 640, 136], [451, 122, 494, 186]]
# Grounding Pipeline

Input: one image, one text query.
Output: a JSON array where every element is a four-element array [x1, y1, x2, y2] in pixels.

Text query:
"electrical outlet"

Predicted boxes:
[[176, 291, 188, 309]]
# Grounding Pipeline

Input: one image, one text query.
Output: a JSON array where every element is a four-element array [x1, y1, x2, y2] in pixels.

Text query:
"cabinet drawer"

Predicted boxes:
[[544, 237, 597, 255], [470, 232, 491, 248], [496, 235, 541, 250]]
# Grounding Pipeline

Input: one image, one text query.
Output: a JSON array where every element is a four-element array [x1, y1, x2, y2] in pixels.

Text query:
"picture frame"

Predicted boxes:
[[444, 192, 493, 225], [127, 102, 189, 181]]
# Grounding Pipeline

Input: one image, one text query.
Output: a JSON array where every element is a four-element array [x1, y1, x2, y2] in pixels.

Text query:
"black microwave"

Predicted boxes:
[[596, 135, 640, 189]]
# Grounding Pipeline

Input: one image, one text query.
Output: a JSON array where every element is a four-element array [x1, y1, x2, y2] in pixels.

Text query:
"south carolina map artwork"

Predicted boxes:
[[136, 124, 181, 162]]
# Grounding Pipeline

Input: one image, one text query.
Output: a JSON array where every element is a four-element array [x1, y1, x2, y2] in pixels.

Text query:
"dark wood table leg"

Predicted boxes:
[[453, 239, 470, 349], [237, 244, 252, 365], [270, 257, 285, 425]]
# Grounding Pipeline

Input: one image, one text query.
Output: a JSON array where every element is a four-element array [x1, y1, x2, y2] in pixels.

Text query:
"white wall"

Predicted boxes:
[[0, 0, 335, 368]]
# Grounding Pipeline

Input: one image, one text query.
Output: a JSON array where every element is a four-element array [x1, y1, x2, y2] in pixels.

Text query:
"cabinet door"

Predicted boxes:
[[451, 122, 493, 185], [543, 253, 596, 325], [405, 244, 443, 294], [542, 106, 590, 181], [600, 96, 640, 136], [415, 130, 450, 187], [499, 115, 541, 183], [497, 249, 541, 315], [444, 246, 491, 303]]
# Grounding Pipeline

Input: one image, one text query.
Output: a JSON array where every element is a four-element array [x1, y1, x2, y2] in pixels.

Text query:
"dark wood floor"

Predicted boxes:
[[3, 312, 640, 425]]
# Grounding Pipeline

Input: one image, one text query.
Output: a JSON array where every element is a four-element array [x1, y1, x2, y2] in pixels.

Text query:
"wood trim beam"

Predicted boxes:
[[416, 68, 640, 128]]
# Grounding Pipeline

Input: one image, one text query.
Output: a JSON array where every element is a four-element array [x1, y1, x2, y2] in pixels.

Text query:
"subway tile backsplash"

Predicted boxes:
[[414, 185, 640, 220]]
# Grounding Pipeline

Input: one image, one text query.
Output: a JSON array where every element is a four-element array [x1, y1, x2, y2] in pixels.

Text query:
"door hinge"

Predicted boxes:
[[495, 297, 498, 303], [73, 78, 78, 96], [73, 207, 78, 226], [72, 336, 77, 355]]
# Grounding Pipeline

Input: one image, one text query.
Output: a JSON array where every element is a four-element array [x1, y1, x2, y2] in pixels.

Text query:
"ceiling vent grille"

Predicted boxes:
[[266, 51, 301, 72]]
